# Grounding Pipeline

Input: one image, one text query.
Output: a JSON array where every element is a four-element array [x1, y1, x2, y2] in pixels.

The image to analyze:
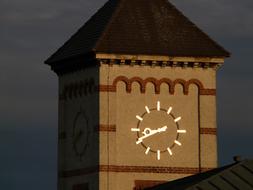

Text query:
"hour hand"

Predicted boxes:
[[136, 126, 167, 144], [136, 128, 155, 144]]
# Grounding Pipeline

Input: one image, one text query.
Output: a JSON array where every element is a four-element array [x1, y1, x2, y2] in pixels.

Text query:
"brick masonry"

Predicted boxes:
[[200, 128, 217, 135], [59, 165, 214, 178], [60, 76, 216, 100], [99, 76, 216, 96], [58, 126, 216, 140]]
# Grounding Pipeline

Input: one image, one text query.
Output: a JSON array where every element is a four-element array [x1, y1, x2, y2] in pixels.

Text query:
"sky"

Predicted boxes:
[[0, 0, 252, 189]]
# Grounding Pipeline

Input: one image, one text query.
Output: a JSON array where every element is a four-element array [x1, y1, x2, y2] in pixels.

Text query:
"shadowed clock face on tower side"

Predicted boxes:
[[131, 101, 187, 160], [72, 110, 90, 161]]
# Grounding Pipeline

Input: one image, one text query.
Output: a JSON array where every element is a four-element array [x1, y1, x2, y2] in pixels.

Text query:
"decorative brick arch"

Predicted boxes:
[[112, 76, 131, 93], [174, 79, 188, 95], [186, 79, 204, 95], [111, 76, 213, 95], [187, 79, 204, 89], [130, 77, 145, 93], [61, 78, 97, 100], [158, 78, 174, 94], [145, 77, 159, 94]]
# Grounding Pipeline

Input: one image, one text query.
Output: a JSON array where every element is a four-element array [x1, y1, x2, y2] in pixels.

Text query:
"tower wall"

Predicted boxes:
[[56, 60, 218, 190], [58, 66, 100, 190], [99, 62, 218, 190]]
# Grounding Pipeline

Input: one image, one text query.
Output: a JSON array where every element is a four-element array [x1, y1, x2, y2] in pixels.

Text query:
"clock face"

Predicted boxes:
[[131, 101, 186, 160], [72, 110, 90, 160]]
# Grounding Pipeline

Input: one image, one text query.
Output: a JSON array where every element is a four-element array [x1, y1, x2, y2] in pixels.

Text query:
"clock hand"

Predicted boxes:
[[136, 126, 167, 144], [157, 126, 167, 132]]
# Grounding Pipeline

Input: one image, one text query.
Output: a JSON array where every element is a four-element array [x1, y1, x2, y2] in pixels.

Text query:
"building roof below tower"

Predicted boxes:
[[147, 159, 253, 190]]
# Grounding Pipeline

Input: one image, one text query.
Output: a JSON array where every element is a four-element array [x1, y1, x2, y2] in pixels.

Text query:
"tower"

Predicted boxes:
[[45, 0, 230, 189]]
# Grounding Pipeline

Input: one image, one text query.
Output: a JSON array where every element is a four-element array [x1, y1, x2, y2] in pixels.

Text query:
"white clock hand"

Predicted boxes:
[[137, 128, 157, 143], [157, 126, 167, 132], [136, 126, 167, 144]]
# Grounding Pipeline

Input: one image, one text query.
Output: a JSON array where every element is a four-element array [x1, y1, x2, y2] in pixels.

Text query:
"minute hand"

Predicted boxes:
[[136, 126, 167, 144]]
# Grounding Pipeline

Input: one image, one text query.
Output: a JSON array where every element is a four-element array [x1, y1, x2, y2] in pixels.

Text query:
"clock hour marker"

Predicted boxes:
[[177, 130, 186, 133], [174, 140, 182, 146], [136, 115, 143, 121], [157, 150, 161, 160], [145, 106, 150, 114], [157, 101, 160, 111], [136, 139, 142, 144], [167, 148, 173, 155], [145, 147, 150, 155], [167, 107, 172, 115], [174, 117, 181, 123], [131, 128, 140, 132]]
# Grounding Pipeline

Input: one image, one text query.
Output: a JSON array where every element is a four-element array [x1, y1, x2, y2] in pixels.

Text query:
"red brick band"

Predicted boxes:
[[99, 124, 116, 132], [200, 128, 217, 135], [58, 125, 116, 140], [200, 89, 216, 96], [99, 85, 116, 92], [99, 76, 216, 96], [59, 165, 214, 178], [99, 126, 216, 134], [58, 127, 215, 140], [59, 166, 99, 178]]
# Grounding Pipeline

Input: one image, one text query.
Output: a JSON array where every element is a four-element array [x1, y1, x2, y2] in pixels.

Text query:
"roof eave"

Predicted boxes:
[[95, 52, 227, 63]]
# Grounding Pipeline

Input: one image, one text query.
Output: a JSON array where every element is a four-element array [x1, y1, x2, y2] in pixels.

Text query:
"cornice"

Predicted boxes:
[[96, 53, 224, 70]]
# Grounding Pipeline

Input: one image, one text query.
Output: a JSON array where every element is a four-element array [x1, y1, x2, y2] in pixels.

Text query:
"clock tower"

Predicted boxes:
[[45, 0, 230, 189]]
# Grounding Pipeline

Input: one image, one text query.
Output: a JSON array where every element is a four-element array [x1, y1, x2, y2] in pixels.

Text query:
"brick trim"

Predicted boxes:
[[99, 85, 116, 92], [59, 166, 99, 178], [200, 89, 216, 96], [58, 125, 116, 140], [60, 78, 97, 100], [99, 124, 116, 132], [200, 128, 217, 135], [99, 165, 199, 174], [99, 76, 215, 96], [59, 165, 214, 178], [97, 126, 215, 134], [58, 127, 216, 138]]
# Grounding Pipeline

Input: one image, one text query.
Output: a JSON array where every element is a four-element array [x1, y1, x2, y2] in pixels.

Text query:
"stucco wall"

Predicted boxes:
[[58, 66, 100, 190], [57, 62, 218, 190], [99, 64, 217, 190]]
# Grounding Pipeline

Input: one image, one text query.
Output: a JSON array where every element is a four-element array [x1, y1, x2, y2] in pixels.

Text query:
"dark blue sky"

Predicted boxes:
[[0, 0, 252, 190]]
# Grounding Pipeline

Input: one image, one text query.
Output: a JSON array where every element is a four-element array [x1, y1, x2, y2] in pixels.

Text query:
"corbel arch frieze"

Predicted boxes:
[[61, 78, 97, 100], [112, 76, 214, 95]]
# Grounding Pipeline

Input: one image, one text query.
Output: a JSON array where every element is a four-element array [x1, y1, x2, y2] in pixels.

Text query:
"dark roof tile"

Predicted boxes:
[[147, 159, 253, 190], [45, 0, 230, 65]]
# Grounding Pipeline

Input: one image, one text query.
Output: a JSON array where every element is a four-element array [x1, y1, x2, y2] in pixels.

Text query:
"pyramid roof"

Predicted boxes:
[[45, 0, 230, 65]]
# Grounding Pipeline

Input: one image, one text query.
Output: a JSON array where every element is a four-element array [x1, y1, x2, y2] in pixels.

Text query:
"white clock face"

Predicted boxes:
[[131, 101, 186, 160]]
